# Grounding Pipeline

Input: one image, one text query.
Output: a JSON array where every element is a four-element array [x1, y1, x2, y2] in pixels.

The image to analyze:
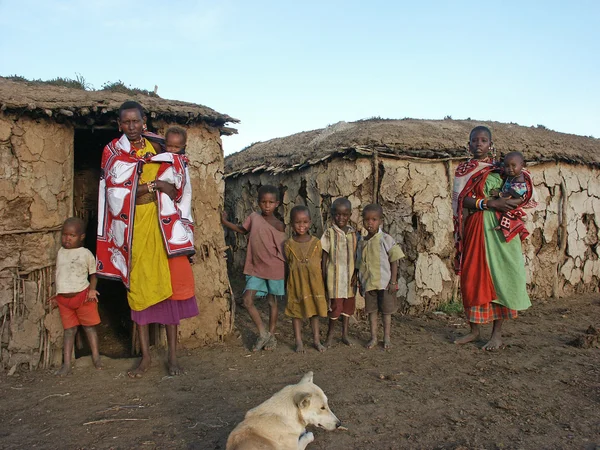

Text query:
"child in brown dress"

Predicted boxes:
[[284, 206, 328, 353]]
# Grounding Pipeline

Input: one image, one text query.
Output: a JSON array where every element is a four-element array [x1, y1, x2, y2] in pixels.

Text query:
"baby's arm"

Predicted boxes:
[[221, 211, 248, 235], [87, 274, 100, 302]]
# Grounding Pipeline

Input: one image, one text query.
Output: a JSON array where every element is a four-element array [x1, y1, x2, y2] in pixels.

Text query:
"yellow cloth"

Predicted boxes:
[[284, 237, 328, 319], [127, 141, 173, 311]]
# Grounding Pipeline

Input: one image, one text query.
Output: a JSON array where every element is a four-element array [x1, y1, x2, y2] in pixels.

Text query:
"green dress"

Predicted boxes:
[[284, 237, 328, 319], [483, 173, 531, 311]]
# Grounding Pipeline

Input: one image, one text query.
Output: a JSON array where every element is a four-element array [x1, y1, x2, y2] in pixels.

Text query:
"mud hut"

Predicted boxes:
[[0, 77, 238, 373], [224, 119, 600, 313]]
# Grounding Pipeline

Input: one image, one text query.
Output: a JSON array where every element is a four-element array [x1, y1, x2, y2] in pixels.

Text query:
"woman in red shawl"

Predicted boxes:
[[452, 126, 533, 350]]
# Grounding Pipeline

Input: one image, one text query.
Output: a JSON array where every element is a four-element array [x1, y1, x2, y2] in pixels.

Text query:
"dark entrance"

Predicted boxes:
[[73, 128, 131, 358]]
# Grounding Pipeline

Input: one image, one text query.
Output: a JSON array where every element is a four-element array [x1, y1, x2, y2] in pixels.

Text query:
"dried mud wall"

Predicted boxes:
[[0, 114, 73, 372], [0, 115, 233, 373], [153, 121, 233, 347], [224, 157, 600, 314]]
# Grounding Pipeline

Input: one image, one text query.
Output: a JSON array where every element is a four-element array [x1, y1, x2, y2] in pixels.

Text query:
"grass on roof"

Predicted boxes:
[[4, 74, 159, 97]]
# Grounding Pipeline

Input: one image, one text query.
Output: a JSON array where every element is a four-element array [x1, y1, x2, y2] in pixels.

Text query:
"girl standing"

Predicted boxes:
[[284, 206, 328, 353]]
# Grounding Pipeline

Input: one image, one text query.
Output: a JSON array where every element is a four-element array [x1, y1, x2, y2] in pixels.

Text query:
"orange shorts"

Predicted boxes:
[[56, 288, 100, 329]]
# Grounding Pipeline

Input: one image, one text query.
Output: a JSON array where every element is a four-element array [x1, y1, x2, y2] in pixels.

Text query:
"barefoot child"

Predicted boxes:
[[322, 198, 359, 347], [221, 185, 286, 351], [357, 204, 405, 349], [52, 217, 101, 376], [284, 206, 328, 352], [489, 151, 538, 243]]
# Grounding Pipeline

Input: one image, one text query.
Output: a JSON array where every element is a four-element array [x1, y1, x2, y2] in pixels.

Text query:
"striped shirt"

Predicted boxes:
[[357, 231, 405, 293], [321, 225, 359, 299]]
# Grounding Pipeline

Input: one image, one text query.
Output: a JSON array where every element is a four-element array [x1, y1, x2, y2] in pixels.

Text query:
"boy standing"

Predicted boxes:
[[221, 185, 286, 351], [322, 198, 359, 347], [53, 217, 102, 376], [357, 204, 404, 349]]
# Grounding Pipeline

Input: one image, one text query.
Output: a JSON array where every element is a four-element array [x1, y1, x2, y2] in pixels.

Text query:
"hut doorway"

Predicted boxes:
[[73, 128, 132, 359]]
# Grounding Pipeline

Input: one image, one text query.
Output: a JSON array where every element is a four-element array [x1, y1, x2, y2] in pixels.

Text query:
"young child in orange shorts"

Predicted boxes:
[[52, 217, 102, 376]]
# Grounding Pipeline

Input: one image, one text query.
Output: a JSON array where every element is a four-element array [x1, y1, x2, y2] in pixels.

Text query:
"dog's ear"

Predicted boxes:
[[300, 371, 313, 384], [294, 392, 312, 409]]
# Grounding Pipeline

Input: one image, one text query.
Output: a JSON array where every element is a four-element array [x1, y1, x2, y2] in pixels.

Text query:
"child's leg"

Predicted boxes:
[[341, 315, 352, 346], [310, 316, 325, 352], [56, 326, 77, 376], [382, 314, 392, 349], [454, 322, 481, 345], [82, 326, 103, 369], [267, 294, 278, 335], [129, 324, 151, 378], [482, 319, 504, 351], [366, 312, 378, 349], [292, 318, 304, 353], [243, 289, 266, 333], [166, 324, 185, 375], [324, 318, 336, 347]]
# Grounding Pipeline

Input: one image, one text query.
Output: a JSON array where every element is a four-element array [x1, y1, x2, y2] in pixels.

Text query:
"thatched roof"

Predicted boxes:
[[225, 119, 600, 176], [0, 77, 238, 133]]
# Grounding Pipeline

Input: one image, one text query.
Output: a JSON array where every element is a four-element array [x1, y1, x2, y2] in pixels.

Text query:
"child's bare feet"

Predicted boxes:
[[341, 336, 353, 346], [168, 362, 185, 376], [324, 335, 334, 348], [128, 356, 151, 378], [295, 342, 305, 353], [482, 335, 504, 351], [92, 355, 103, 370], [366, 338, 378, 349], [55, 364, 71, 377], [383, 338, 392, 349], [252, 332, 271, 352], [313, 342, 326, 352], [454, 331, 480, 345], [264, 335, 277, 351]]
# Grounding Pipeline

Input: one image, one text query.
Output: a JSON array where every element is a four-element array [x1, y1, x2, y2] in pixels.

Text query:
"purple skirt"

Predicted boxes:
[[131, 296, 199, 326]]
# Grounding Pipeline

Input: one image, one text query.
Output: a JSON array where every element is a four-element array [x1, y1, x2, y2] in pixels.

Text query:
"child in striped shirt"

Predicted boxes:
[[357, 204, 405, 349], [322, 198, 359, 347]]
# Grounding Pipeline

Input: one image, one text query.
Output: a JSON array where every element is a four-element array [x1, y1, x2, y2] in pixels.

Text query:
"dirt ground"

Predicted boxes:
[[1, 292, 599, 450]]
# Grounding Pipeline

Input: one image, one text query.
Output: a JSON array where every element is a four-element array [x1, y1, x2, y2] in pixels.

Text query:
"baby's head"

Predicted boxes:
[[330, 197, 352, 229], [503, 151, 525, 177], [362, 203, 384, 236], [165, 126, 188, 154], [61, 217, 86, 250], [257, 185, 280, 216]]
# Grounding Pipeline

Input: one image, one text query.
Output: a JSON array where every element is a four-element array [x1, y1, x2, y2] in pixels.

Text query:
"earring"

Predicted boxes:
[[142, 124, 148, 132], [118, 127, 122, 132], [490, 146, 497, 161]]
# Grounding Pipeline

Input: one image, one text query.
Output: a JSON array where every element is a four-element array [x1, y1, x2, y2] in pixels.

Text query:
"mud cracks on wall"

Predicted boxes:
[[1, 115, 233, 372], [224, 156, 600, 314]]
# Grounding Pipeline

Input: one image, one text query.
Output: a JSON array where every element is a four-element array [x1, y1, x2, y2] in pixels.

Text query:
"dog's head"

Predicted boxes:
[[294, 372, 341, 431]]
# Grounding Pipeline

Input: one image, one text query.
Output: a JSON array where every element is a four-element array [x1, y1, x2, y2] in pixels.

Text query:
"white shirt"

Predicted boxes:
[[55, 247, 96, 294]]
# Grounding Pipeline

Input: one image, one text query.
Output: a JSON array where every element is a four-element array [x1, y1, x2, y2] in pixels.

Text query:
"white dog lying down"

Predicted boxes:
[[226, 371, 341, 450]]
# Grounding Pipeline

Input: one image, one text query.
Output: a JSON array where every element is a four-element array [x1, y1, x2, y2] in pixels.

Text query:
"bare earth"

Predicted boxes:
[[1, 293, 599, 450]]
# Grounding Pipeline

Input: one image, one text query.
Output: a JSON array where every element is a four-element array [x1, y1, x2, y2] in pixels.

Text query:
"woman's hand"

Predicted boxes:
[[487, 197, 523, 213], [154, 180, 177, 200]]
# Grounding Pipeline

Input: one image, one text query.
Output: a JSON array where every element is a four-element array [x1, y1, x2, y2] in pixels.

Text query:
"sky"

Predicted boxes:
[[1, 0, 599, 155]]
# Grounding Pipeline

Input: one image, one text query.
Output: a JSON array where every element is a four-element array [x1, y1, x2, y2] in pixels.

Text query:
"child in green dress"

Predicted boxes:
[[284, 205, 328, 353]]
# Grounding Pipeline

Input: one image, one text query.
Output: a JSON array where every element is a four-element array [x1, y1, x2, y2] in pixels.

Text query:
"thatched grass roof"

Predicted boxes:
[[225, 119, 600, 176], [0, 77, 238, 132]]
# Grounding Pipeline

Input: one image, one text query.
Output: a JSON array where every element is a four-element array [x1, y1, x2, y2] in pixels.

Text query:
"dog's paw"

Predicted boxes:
[[299, 431, 314, 444]]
